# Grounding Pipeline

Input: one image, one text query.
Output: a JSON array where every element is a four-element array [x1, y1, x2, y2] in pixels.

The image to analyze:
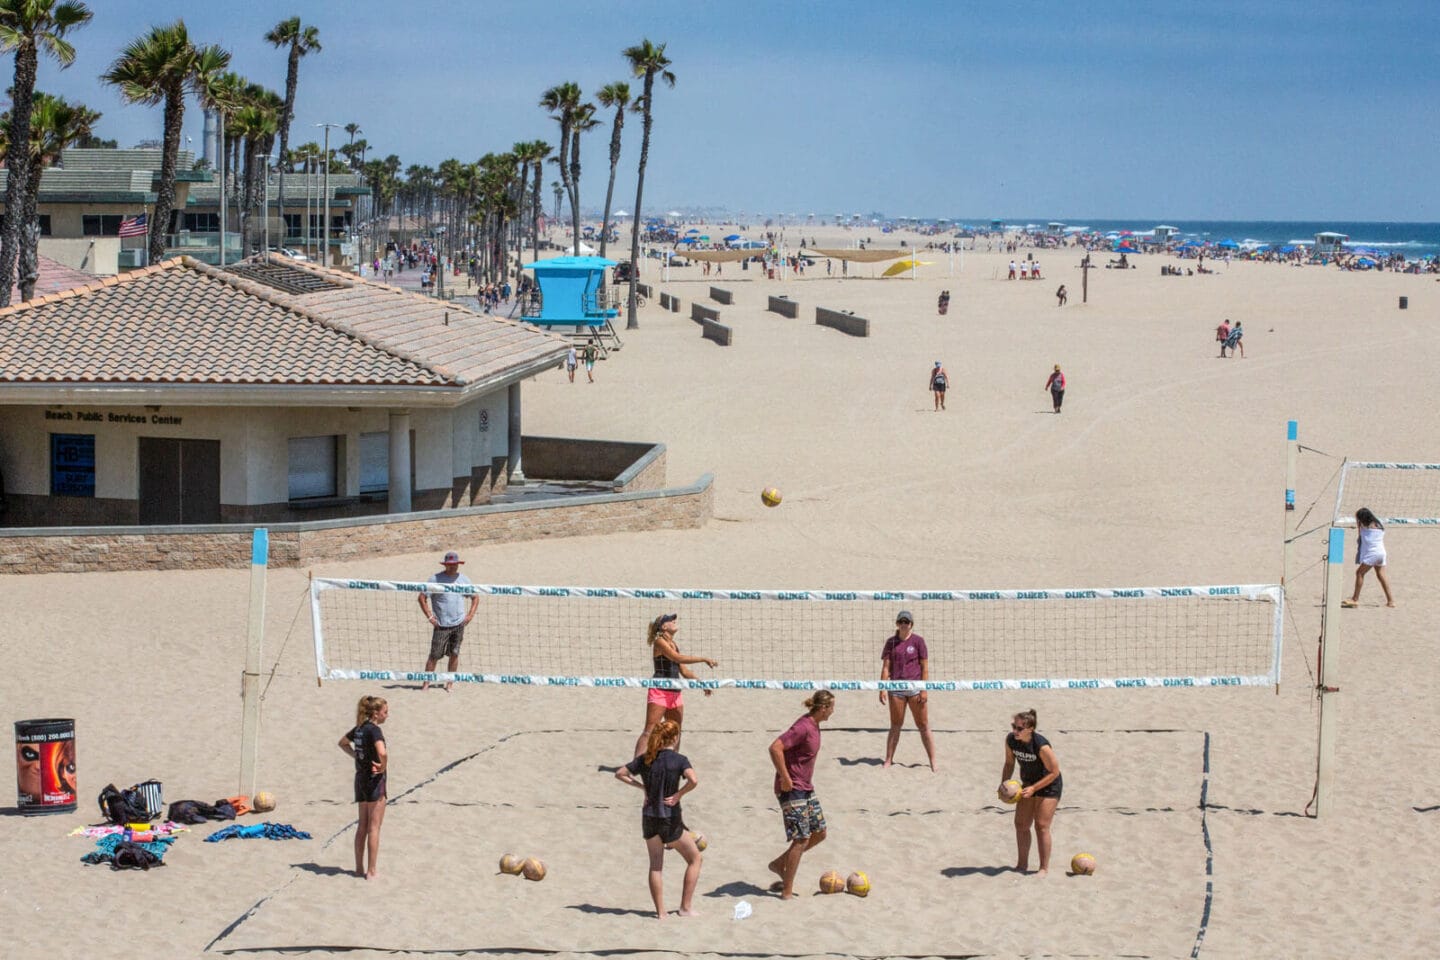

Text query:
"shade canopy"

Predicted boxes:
[[806, 248, 911, 263]]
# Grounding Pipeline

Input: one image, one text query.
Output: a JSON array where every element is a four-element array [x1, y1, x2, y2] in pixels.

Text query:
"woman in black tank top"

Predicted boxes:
[[1000, 708, 1063, 876], [634, 613, 719, 759]]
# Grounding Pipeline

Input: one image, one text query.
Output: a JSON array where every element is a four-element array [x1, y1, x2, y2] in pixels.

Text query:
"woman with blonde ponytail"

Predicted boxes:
[[338, 695, 389, 878], [615, 718, 703, 918], [634, 613, 719, 758]]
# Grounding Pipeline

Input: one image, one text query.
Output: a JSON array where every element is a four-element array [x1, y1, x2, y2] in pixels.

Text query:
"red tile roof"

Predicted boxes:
[[8, 254, 98, 303], [0, 256, 567, 390]]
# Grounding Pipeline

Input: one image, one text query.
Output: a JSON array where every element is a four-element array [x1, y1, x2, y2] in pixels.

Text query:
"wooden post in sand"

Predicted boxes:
[[239, 527, 268, 797], [1315, 526, 1344, 817], [1081, 255, 1093, 303]]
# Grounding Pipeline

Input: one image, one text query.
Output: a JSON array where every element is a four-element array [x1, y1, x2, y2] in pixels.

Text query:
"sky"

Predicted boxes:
[[18, 0, 1440, 222]]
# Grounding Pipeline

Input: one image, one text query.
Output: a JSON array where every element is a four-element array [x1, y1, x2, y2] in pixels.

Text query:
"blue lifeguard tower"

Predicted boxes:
[[519, 255, 623, 352]]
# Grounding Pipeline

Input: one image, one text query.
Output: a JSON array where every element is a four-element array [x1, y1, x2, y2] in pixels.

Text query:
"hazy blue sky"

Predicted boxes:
[[23, 0, 1440, 221]]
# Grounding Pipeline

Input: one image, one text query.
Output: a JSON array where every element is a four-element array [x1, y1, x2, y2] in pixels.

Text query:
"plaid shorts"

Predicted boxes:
[[779, 791, 826, 842]]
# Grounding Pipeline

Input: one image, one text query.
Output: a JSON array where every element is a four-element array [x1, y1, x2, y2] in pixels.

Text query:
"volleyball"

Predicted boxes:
[[499, 854, 524, 875], [999, 779, 1023, 804], [251, 791, 276, 813], [846, 871, 871, 897], [818, 870, 845, 894], [690, 831, 708, 851], [761, 487, 782, 507], [521, 857, 547, 881], [1071, 853, 1097, 876]]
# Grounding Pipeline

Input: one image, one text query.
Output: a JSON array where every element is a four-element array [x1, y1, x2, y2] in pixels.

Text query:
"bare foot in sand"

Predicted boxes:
[[677, 908, 701, 917], [1034, 869, 1048, 878]]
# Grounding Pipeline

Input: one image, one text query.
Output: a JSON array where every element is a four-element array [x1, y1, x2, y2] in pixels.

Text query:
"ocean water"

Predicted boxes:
[[998, 220, 1440, 257]]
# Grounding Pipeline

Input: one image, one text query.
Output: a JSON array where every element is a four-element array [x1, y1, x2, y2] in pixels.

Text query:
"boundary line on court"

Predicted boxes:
[[1190, 732, 1215, 959]]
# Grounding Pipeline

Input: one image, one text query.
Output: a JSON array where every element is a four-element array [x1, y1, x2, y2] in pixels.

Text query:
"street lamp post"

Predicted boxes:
[[317, 122, 341, 268]]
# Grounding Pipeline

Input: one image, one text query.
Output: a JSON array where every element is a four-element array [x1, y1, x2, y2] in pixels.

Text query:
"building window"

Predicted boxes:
[[82, 215, 124, 236], [181, 213, 219, 232], [287, 435, 337, 500], [50, 433, 95, 497], [283, 213, 302, 238], [359, 432, 388, 494], [38, 215, 51, 237]]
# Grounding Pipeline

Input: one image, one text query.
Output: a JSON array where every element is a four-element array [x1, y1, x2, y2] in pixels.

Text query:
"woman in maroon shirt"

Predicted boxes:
[[879, 610, 936, 771]]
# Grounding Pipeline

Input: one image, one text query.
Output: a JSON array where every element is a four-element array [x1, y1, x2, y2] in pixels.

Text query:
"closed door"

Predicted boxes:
[[138, 438, 221, 525]]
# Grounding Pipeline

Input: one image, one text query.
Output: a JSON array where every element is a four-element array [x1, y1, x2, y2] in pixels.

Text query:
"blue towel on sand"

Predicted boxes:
[[204, 822, 311, 842]]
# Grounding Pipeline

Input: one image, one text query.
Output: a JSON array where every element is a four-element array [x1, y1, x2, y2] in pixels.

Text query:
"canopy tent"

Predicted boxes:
[[881, 259, 933, 277], [806, 248, 911, 263]]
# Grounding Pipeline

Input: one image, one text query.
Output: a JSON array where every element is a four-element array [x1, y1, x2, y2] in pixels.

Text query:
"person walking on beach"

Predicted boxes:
[[879, 610, 936, 771], [635, 614, 718, 758], [615, 719, 704, 919], [930, 361, 950, 411], [339, 695, 388, 879], [1008, 260, 1017, 280], [767, 690, 835, 900], [1045, 364, 1066, 413], [417, 551, 477, 692], [1225, 321, 1245, 358], [583, 342, 598, 382], [937, 290, 950, 316], [1000, 708, 1062, 877], [1055, 284, 1067, 306], [1343, 507, 1394, 608], [566, 345, 578, 383], [1215, 319, 1232, 358]]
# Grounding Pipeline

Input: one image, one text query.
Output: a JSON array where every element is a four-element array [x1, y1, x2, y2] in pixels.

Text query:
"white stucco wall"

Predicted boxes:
[[0, 386, 513, 506]]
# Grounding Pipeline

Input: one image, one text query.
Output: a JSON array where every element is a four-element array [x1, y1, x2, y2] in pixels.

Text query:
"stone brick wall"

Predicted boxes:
[[521, 436, 663, 487], [0, 474, 714, 574], [816, 305, 870, 337], [767, 295, 799, 318]]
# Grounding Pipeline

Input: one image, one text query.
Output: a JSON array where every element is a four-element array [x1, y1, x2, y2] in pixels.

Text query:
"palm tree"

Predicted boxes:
[[264, 16, 320, 232], [539, 82, 582, 254], [569, 102, 598, 249], [344, 121, 360, 147], [102, 20, 231, 264], [0, 0, 92, 307], [528, 141, 551, 266], [13, 92, 98, 299], [622, 38, 675, 328], [594, 81, 629, 259]]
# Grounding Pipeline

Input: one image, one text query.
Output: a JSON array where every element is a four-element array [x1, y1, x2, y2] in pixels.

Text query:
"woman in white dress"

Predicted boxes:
[[1343, 507, 1394, 608]]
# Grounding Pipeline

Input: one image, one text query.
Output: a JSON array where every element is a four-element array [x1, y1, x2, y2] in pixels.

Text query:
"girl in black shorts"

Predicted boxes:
[[615, 719, 703, 918], [339, 695, 388, 879], [1000, 708, 1063, 876]]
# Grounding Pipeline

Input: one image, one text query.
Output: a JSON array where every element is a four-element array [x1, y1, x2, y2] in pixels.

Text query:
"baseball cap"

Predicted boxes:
[[442, 551, 464, 565], [934, 361, 942, 367], [896, 610, 913, 623]]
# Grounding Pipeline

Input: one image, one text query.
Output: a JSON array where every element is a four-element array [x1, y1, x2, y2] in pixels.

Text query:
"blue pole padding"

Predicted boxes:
[[251, 527, 269, 567], [1286, 489, 1295, 506], [1287, 420, 1298, 441], [1327, 527, 1344, 565]]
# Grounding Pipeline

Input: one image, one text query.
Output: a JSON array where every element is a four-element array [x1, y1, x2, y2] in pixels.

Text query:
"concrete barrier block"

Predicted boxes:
[[710, 286, 734, 305], [690, 302, 719, 323], [815, 305, 870, 337], [767, 295, 799, 318], [700, 318, 733, 346]]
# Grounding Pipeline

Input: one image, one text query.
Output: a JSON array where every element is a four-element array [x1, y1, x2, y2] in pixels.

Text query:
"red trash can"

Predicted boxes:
[[15, 718, 77, 814]]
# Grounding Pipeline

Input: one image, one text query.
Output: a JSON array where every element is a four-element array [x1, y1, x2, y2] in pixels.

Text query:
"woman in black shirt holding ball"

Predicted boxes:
[[1000, 708, 1062, 876]]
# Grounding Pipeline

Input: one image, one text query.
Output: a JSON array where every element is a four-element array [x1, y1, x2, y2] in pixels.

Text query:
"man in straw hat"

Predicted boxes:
[[418, 551, 478, 691]]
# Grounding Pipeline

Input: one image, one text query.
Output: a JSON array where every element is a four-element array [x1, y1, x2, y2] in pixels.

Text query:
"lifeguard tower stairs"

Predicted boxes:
[[518, 255, 624, 355]]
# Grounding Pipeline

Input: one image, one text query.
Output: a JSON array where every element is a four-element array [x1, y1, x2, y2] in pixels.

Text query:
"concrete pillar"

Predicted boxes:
[[388, 410, 412, 513], [507, 382, 525, 485]]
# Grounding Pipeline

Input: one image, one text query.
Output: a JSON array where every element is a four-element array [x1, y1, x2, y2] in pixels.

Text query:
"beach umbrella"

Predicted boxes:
[[1356, 257, 1377, 267], [685, 228, 699, 234], [1216, 239, 1240, 249], [1114, 243, 1139, 253], [613, 210, 628, 217], [667, 210, 682, 217], [725, 234, 741, 242]]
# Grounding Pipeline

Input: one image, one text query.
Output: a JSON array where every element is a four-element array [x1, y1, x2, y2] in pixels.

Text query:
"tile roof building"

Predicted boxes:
[[0, 257, 568, 526]]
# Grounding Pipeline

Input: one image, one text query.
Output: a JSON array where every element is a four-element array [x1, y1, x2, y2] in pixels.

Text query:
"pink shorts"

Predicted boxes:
[[647, 688, 683, 709]]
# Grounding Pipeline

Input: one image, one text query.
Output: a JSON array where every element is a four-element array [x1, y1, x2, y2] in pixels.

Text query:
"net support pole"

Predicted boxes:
[[239, 527, 268, 798], [1283, 420, 1298, 586], [1315, 526, 1344, 817]]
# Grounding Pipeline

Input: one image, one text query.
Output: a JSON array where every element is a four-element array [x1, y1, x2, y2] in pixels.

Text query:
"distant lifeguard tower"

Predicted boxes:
[[519, 255, 623, 353], [1314, 231, 1349, 258]]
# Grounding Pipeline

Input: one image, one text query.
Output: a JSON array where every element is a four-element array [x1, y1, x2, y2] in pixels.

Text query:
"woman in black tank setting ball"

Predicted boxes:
[[634, 613, 718, 758], [1000, 708, 1062, 876]]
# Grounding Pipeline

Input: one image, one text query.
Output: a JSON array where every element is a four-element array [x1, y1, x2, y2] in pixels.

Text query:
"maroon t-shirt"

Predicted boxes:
[[881, 632, 928, 681], [774, 714, 821, 794]]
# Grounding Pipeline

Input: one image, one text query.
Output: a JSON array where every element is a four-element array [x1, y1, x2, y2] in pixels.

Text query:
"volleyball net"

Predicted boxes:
[[1332, 461, 1440, 526], [310, 578, 1283, 691]]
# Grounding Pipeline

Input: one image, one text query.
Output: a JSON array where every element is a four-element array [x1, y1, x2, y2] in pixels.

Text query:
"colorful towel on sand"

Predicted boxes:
[[204, 822, 311, 842], [70, 822, 187, 839]]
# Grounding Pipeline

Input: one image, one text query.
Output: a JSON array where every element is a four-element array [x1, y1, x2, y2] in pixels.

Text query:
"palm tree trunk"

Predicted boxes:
[[19, 160, 44, 301], [599, 113, 622, 260], [627, 75, 655, 329], [152, 79, 187, 263], [531, 161, 542, 267], [0, 42, 39, 307], [276, 46, 299, 239], [568, 129, 582, 258]]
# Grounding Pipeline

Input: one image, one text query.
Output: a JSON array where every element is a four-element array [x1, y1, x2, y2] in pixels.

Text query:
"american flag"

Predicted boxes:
[[118, 213, 148, 238]]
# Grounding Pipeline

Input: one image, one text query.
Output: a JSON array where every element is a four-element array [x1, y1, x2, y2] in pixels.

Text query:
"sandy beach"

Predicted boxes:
[[3, 227, 1438, 959]]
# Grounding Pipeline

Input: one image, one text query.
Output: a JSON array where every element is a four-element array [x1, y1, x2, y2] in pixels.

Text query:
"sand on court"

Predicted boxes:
[[2, 226, 1438, 959]]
